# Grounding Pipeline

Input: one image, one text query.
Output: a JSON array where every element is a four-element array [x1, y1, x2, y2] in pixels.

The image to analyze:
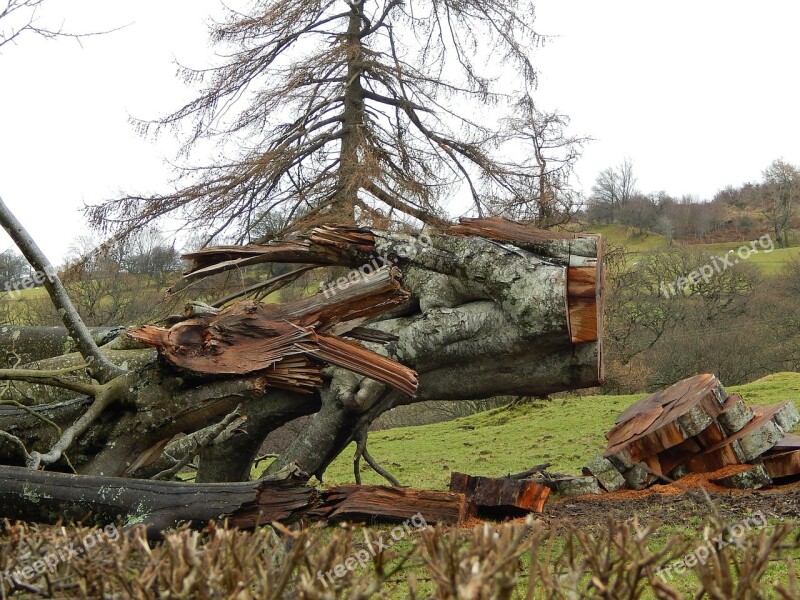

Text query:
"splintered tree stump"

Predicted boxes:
[[449, 472, 550, 516], [314, 486, 467, 525]]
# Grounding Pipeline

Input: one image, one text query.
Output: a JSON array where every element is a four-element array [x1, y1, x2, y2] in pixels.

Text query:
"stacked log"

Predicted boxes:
[[587, 374, 800, 491]]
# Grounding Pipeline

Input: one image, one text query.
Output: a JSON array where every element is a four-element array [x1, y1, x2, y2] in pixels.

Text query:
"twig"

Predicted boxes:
[[27, 373, 133, 469], [150, 408, 247, 480], [254, 453, 278, 466], [0, 400, 77, 473], [211, 266, 316, 308], [0, 195, 126, 383], [505, 463, 553, 479], [0, 430, 33, 463], [353, 429, 367, 485]]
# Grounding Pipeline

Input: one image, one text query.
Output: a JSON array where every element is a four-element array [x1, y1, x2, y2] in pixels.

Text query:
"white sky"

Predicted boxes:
[[1, 0, 799, 261]]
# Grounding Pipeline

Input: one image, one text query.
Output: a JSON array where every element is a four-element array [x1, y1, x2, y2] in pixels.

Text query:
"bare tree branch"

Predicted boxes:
[[0, 196, 126, 383]]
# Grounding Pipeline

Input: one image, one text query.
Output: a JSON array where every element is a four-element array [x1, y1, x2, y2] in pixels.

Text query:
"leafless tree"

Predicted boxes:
[[588, 159, 637, 222], [87, 0, 542, 242], [760, 158, 799, 248], [489, 96, 589, 227]]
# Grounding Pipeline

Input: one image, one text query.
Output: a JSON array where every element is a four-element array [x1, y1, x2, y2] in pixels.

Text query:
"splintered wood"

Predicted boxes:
[[129, 267, 418, 397], [315, 486, 467, 525], [595, 374, 800, 491], [133, 218, 606, 399]]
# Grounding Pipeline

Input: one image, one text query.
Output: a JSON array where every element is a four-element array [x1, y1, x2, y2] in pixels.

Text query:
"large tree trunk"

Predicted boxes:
[[0, 219, 604, 518]]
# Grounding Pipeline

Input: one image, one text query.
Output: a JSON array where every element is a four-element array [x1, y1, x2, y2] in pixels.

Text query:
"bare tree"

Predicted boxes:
[[588, 159, 637, 222], [0, 248, 29, 286], [491, 96, 589, 227], [760, 158, 799, 248], [87, 0, 542, 242]]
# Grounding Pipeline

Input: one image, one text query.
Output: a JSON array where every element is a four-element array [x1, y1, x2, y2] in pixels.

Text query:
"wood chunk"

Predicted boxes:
[[583, 455, 626, 492], [622, 462, 654, 490], [761, 449, 800, 479], [320, 485, 467, 525], [771, 433, 800, 454], [711, 465, 771, 489], [556, 476, 601, 497], [449, 473, 550, 515], [605, 374, 727, 467], [658, 437, 704, 475], [718, 394, 754, 435], [686, 401, 798, 472]]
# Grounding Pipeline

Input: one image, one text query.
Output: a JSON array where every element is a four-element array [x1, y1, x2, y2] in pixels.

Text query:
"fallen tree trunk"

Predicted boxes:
[[0, 218, 605, 510], [0, 466, 467, 531], [0, 465, 316, 535]]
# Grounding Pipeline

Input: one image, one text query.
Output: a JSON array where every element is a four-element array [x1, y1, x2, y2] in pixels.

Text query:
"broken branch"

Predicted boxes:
[[0, 196, 126, 383]]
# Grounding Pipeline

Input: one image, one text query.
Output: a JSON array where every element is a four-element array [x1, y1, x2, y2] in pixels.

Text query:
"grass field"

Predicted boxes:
[[323, 371, 800, 488], [690, 240, 800, 275]]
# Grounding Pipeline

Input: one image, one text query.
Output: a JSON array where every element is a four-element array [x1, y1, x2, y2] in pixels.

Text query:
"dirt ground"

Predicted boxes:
[[541, 478, 800, 530]]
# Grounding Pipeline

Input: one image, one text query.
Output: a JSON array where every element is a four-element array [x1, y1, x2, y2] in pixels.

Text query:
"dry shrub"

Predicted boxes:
[[1, 514, 798, 599]]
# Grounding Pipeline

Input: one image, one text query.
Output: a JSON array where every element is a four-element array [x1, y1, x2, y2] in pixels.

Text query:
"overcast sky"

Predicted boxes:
[[1, 0, 798, 261]]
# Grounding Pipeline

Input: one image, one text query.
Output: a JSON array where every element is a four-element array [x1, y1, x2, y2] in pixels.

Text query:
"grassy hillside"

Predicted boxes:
[[577, 223, 798, 274], [587, 223, 670, 252], [690, 241, 800, 275], [323, 372, 800, 488]]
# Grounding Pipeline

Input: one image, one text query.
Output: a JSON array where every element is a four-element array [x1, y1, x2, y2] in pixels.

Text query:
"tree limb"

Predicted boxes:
[[27, 373, 133, 470], [0, 196, 126, 383], [0, 365, 97, 396], [150, 408, 246, 481]]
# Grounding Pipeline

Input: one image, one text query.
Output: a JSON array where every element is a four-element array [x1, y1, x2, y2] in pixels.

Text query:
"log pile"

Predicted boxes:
[[579, 374, 800, 493]]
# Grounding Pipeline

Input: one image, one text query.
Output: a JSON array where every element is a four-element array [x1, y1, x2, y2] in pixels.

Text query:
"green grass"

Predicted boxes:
[[581, 223, 671, 252], [689, 241, 800, 275], [322, 372, 800, 489], [577, 223, 799, 275]]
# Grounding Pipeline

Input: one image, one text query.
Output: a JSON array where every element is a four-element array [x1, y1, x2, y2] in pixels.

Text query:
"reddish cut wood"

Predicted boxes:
[[772, 433, 800, 453], [128, 267, 418, 397], [605, 374, 727, 466], [686, 402, 795, 473], [316, 485, 467, 525], [449, 472, 550, 515], [762, 449, 800, 479]]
